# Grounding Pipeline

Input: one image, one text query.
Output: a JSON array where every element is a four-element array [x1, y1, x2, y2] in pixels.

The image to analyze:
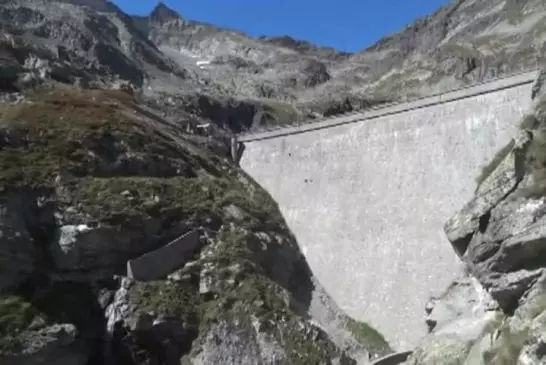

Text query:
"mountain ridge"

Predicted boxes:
[[0, 0, 544, 132]]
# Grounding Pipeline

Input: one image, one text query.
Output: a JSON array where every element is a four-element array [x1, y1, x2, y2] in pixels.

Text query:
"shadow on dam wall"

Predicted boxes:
[[238, 71, 538, 350]]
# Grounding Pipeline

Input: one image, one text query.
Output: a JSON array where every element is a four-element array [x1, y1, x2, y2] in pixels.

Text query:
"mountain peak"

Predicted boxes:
[[150, 2, 181, 23]]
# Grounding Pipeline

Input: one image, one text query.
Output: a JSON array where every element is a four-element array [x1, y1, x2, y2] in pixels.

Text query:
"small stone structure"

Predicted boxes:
[[127, 229, 201, 281]]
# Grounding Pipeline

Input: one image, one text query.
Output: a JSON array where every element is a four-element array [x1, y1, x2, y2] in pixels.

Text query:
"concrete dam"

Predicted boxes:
[[236, 70, 539, 350]]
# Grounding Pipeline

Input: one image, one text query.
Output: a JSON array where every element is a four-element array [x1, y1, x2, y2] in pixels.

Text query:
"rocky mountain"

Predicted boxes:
[[2, 1, 546, 364], [3, 66, 546, 365], [1, 0, 544, 132], [405, 69, 546, 364], [339, 0, 546, 99], [0, 86, 392, 364]]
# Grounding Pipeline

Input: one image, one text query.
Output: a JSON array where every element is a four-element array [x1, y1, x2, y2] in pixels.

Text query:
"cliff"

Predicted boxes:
[[408, 68, 546, 364]]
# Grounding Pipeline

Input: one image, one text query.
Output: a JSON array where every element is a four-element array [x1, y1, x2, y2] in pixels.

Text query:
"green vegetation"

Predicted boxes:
[[0, 86, 282, 226], [475, 138, 515, 190], [130, 279, 200, 327], [0, 85, 388, 362], [0, 295, 47, 352], [474, 99, 546, 196], [517, 100, 546, 197], [259, 99, 301, 126], [483, 325, 527, 365], [130, 226, 343, 363], [519, 114, 540, 130], [481, 297, 546, 365], [346, 317, 393, 357], [0, 282, 107, 354], [0, 86, 145, 188]]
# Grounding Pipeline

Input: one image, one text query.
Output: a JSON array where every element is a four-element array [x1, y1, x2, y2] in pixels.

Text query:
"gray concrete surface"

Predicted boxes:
[[370, 351, 413, 365], [239, 78, 534, 350], [127, 230, 200, 281]]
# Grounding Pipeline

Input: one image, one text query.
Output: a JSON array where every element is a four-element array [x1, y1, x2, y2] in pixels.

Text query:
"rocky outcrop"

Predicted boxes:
[[0, 86, 389, 364], [334, 0, 546, 99], [0, 321, 87, 365], [409, 70, 546, 364], [443, 104, 545, 313]]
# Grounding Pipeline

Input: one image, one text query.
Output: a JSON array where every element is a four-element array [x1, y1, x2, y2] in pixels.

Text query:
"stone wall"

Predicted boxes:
[[127, 230, 201, 281], [239, 79, 535, 349]]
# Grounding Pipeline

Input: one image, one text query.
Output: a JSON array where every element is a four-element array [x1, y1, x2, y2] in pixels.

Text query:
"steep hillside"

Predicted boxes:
[[328, 0, 546, 99], [0, 0, 365, 132], [0, 86, 391, 364]]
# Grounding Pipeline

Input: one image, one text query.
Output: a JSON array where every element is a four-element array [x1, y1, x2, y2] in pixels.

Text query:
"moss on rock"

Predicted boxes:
[[475, 138, 515, 190], [517, 99, 546, 197], [345, 317, 392, 356], [0, 295, 48, 352], [127, 225, 350, 363], [0, 86, 283, 226], [0, 85, 383, 363]]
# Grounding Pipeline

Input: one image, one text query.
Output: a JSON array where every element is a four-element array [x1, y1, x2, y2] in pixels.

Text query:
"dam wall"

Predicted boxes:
[[238, 71, 538, 350]]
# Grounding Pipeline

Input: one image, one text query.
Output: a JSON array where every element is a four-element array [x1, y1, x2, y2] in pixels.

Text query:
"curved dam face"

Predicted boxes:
[[238, 72, 537, 350]]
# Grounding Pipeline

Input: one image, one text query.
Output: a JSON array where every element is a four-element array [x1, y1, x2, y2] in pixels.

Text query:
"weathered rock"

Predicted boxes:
[[0, 323, 89, 365], [104, 225, 373, 365], [412, 73, 546, 365], [1, 0, 544, 133], [444, 129, 531, 257], [0, 86, 384, 364], [424, 276, 499, 333], [0, 192, 56, 291], [407, 273, 504, 365], [531, 67, 546, 101], [442, 112, 546, 310], [410, 274, 546, 364]]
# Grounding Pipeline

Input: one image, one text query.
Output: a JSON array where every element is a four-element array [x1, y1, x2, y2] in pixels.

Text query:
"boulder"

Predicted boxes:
[[0, 323, 89, 365], [443, 110, 546, 311]]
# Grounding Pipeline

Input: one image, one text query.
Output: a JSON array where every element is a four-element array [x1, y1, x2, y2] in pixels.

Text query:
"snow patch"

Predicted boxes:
[[196, 59, 212, 69]]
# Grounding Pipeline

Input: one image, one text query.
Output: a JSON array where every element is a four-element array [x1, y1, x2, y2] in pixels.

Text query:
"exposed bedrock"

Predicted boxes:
[[0, 87, 391, 365]]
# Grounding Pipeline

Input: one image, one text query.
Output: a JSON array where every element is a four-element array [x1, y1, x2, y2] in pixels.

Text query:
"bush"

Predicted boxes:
[[345, 317, 392, 357]]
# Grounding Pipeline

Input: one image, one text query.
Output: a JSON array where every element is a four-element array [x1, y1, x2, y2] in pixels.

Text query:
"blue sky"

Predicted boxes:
[[112, 0, 450, 52]]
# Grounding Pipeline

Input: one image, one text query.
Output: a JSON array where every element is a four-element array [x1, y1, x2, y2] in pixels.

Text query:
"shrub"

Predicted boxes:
[[475, 139, 515, 190], [345, 317, 392, 357]]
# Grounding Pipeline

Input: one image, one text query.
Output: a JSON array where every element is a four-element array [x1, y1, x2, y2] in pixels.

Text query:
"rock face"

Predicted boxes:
[[340, 0, 546, 99], [2, 1, 546, 362], [1, 0, 545, 131], [0, 86, 390, 364], [408, 69, 546, 364]]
